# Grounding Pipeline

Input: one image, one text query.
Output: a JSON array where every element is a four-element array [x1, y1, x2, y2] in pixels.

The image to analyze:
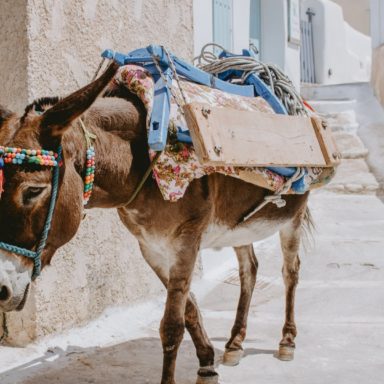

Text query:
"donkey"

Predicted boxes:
[[0, 62, 309, 384]]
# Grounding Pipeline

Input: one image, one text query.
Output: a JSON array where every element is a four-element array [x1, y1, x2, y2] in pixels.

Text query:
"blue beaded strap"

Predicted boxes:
[[0, 146, 62, 280]]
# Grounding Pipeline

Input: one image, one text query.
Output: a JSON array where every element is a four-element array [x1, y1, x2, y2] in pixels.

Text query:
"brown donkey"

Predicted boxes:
[[0, 63, 309, 384]]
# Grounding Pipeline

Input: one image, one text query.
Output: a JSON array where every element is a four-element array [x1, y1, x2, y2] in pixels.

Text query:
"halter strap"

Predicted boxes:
[[0, 146, 62, 280], [0, 118, 156, 279]]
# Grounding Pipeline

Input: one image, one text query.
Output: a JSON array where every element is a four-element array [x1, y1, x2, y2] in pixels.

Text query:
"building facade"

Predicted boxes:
[[193, 0, 302, 88], [332, 0, 370, 36], [371, 0, 384, 107], [0, 0, 381, 346], [193, 0, 372, 88], [301, 0, 371, 85], [0, 0, 193, 346]]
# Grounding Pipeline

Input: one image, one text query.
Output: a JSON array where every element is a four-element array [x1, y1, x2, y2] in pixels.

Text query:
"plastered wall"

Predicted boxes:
[[261, 0, 301, 89], [331, 0, 370, 36], [0, 0, 194, 346], [301, 0, 371, 85], [0, 0, 29, 113], [193, 0, 301, 89], [370, 0, 384, 49], [26, 0, 194, 101], [372, 44, 384, 108]]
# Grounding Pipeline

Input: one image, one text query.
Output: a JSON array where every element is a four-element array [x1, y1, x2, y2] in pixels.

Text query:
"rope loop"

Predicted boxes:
[[264, 195, 287, 208], [79, 118, 96, 149]]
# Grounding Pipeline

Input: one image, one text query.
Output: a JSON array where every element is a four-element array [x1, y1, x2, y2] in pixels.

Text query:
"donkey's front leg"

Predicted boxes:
[[277, 215, 303, 361], [160, 244, 199, 384], [138, 242, 217, 383], [223, 244, 258, 366], [186, 293, 218, 384]]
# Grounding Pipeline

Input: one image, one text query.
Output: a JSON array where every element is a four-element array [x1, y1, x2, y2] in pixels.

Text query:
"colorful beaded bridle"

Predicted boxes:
[[0, 119, 96, 279]]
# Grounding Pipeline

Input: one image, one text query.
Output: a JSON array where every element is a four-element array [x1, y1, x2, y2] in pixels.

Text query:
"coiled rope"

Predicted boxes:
[[194, 43, 307, 117]]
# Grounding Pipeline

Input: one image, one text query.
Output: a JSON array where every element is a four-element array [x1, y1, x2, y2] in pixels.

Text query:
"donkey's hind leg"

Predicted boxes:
[[223, 244, 258, 366], [277, 213, 304, 361]]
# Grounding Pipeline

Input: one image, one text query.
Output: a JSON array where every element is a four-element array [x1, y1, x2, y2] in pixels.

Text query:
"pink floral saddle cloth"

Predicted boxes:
[[106, 65, 335, 202]]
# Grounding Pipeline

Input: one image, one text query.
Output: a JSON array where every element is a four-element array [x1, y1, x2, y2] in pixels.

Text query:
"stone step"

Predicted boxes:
[[325, 159, 379, 194], [308, 99, 357, 114], [301, 82, 369, 101], [321, 110, 359, 133], [332, 131, 369, 159]]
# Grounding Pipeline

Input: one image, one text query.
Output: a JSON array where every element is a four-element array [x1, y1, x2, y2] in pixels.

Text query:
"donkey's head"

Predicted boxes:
[[0, 62, 119, 312]]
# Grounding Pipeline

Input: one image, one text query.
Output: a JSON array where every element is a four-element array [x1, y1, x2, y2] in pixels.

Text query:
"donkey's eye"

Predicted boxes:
[[23, 187, 46, 204]]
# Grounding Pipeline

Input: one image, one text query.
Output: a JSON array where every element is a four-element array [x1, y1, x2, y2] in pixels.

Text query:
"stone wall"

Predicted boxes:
[[0, 0, 194, 346], [0, 0, 29, 113], [26, 0, 194, 101]]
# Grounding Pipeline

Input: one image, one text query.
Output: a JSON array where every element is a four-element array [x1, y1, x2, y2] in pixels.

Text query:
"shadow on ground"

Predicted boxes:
[[1, 338, 199, 384], [0, 337, 277, 384], [210, 337, 276, 359]]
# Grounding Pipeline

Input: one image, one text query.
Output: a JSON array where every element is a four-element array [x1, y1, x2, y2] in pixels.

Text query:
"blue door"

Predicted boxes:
[[213, 0, 233, 51], [249, 0, 261, 58]]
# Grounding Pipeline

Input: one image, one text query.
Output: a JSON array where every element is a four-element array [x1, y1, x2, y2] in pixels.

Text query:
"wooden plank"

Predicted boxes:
[[311, 116, 341, 166], [237, 170, 275, 190], [183, 102, 335, 167], [183, 104, 225, 164]]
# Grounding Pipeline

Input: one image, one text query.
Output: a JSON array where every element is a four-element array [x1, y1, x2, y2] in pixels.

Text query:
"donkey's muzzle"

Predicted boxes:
[[0, 284, 11, 303], [0, 250, 32, 312]]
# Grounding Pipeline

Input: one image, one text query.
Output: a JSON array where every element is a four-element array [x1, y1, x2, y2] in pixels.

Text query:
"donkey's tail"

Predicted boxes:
[[302, 207, 315, 252]]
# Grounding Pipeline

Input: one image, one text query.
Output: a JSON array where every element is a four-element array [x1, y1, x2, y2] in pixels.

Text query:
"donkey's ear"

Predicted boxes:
[[41, 61, 119, 137], [0, 105, 13, 127]]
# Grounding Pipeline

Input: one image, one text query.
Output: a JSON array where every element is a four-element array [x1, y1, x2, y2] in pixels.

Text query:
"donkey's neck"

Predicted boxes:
[[63, 96, 149, 208]]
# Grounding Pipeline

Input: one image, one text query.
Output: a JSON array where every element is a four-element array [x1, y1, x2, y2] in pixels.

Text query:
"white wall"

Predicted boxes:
[[261, 0, 301, 89], [193, 0, 250, 56], [193, 0, 213, 56], [193, 0, 301, 89], [301, 0, 371, 84], [371, 0, 384, 48], [233, 0, 251, 53], [370, 1, 384, 107]]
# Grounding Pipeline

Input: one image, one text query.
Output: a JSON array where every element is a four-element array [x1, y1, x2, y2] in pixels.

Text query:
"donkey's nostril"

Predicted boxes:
[[0, 285, 11, 302]]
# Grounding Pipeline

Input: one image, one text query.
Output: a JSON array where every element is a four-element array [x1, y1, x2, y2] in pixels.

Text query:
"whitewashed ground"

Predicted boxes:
[[209, 191, 384, 384], [0, 189, 384, 384]]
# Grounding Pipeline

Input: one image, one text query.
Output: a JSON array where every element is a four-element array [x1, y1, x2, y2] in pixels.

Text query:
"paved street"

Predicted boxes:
[[1, 89, 384, 383]]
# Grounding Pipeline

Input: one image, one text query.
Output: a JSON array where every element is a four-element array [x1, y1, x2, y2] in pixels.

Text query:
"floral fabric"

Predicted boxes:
[[107, 65, 335, 202]]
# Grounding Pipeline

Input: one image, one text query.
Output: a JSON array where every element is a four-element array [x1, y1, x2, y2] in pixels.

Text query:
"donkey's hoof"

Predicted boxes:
[[196, 371, 219, 384], [222, 348, 244, 366], [276, 345, 295, 361]]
